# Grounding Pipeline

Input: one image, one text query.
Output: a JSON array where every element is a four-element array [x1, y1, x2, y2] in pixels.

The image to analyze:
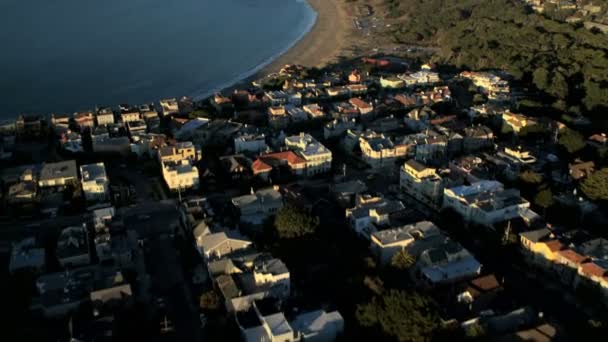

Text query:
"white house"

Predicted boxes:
[[161, 160, 200, 191], [285, 133, 333, 176], [346, 194, 405, 238], [291, 309, 345, 342], [234, 133, 268, 154], [443, 180, 531, 227], [80, 162, 109, 202], [232, 186, 284, 225], [400, 159, 446, 208], [370, 221, 441, 265]]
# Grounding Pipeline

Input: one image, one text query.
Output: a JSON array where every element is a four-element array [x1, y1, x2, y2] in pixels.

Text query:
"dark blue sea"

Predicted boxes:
[[0, 0, 316, 117]]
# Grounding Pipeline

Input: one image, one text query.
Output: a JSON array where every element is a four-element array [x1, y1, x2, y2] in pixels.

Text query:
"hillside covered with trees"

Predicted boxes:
[[384, 0, 608, 120]]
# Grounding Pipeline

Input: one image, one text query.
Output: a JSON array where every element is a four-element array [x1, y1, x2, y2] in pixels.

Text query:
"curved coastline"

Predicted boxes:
[[192, 0, 318, 101], [194, 0, 351, 100]]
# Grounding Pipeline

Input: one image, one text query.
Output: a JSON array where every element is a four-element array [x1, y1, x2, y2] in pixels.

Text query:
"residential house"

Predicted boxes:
[[268, 106, 290, 129], [286, 106, 308, 122], [400, 159, 446, 208], [138, 103, 158, 120], [443, 181, 531, 227], [399, 70, 440, 86], [370, 220, 442, 265], [158, 141, 201, 164], [232, 186, 284, 225], [291, 310, 345, 342], [348, 69, 362, 83], [255, 151, 307, 177], [346, 83, 368, 95], [96, 107, 115, 126], [302, 103, 325, 119], [197, 231, 253, 261], [251, 159, 273, 181], [220, 154, 253, 181], [416, 239, 482, 285], [159, 98, 179, 116], [126, 120, 147, 135], [324, 117, 358, 140], [51, 114, 70, 134], [16, 115, 44, 137], [346, 194, 405, 238], [56, 225, 90, 268], [119, 105, 140, 123], [265, 91, 288, 106], [569, 160, 595, 181], [463, 125, 494, 152], [461, 71, 510, 100], [237, 303, 297, 341], [502, 112, 537, 133], [74, 111, 95, 129], [80, 162, 109, 202], [380, 76, 405, 89], [349, 98, 374, 116], [38, 160, 78, 188], [9, 238, 45, 274], [358, 131, 408, 168], [285, 133, 333, 176], [7, 181, 37, 204], [161, 160, 200, 191]]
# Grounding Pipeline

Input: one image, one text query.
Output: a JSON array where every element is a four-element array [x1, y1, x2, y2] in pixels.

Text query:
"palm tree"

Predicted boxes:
[[391, 249, 415, 270]]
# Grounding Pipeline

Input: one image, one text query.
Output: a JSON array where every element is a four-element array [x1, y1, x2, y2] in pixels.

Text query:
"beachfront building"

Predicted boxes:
[[400, 159, 446, 208], [358, 131, 408, 169], [96, 107, 115, 126], [80, 162, 109, 202], [119, 105, 140, 123], [443, 180, 531, 227], [284, 133, 333, 176], [159, 98, 179, 116], [74, 111, 95, 129]]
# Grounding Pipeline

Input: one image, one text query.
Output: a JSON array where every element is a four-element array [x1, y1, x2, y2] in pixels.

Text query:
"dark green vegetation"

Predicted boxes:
[[356, 289, 440, 342], [581, 168, 608, 201], [273, 205, 320, 239], [387, 0, 608, 119]]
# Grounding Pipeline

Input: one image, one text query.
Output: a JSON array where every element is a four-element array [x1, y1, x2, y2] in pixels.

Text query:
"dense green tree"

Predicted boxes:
[[391, 249, 415, 270], [356, 289, 440, 342], [520, 170, 543, 185], [274, 205, 319, 239], [580, 168, 608, 201], [559, 128, 586, 154], [200, 290, 221, 310]]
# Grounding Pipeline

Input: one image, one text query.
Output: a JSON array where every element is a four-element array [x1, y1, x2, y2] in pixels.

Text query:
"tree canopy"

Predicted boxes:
[[559, 128, 586, 154], [356, 289, 440, 342], [388, 0, 608, 115], [391, 249, 416, 270], [274, 205, 319, 239], [581, 168, 608, 201]]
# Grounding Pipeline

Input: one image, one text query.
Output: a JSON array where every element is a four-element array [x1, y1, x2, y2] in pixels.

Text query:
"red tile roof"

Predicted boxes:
[[557, 249, 588, 265], [580, 262, 607, 278], [470, 274, 500, 292], [251, 159, 272, 173], [544, 240, 564, 252], [349, 98, 371, 109], [261, 151, 305, 165]]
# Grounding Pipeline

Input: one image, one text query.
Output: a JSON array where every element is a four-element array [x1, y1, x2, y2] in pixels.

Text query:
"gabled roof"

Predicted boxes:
[[579, 262, 607, 278], [557, 249, 588, 265], [261, 151, 306, 165], [252, 159, 273, 173]]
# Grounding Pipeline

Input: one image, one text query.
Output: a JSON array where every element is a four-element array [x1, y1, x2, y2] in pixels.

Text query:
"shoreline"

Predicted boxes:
[[194, 0, 353, 100]]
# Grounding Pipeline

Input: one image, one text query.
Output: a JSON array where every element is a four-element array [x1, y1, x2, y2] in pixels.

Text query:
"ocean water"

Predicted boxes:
[[0, 0, 316, 117]]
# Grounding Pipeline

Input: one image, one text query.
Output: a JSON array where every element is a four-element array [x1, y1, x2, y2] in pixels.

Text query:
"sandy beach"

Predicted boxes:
[[259, 0, 354, 74]]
